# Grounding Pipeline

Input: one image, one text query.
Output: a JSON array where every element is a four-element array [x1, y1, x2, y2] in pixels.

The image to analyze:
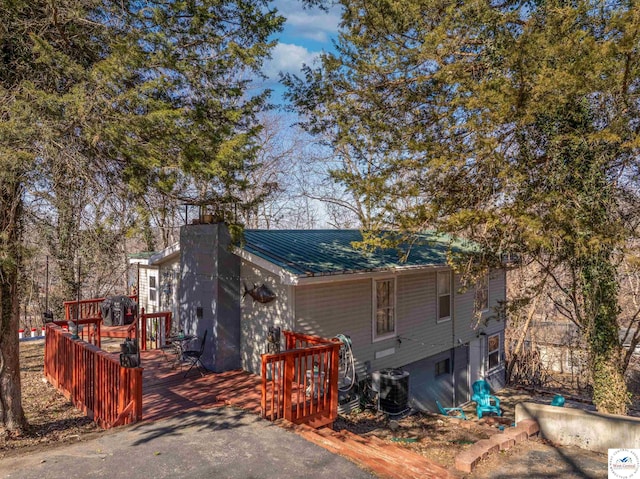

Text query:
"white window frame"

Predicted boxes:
[[487, 333, 502, 371], [437, 270, 452, 323], [474, 270, 489, 314], [148, 273, 158, 306], [372, 277, 396, 342]]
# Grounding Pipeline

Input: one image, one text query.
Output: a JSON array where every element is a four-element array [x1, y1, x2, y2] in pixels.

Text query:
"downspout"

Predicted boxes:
[[451, 273, 456, 406]]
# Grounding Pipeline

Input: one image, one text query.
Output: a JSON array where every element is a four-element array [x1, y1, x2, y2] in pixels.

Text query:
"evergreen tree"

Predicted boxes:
[[0, 0, 282, 434], [286, 0, 640, 414], [0, 0, 105, 435]]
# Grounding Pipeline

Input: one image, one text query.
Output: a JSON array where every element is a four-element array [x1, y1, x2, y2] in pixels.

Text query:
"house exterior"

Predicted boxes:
[[132, 222, 507, 411]]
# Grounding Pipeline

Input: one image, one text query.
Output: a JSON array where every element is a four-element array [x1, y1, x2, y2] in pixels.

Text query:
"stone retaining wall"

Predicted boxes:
[[515, 402, 640, 454]]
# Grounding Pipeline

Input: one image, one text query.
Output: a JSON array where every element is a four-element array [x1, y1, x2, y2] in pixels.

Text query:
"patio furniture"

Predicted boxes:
[[551, 394, 565, 407], [164, 333, 197, 368], [160, 341, 179, 362], [183, 330, 208, 377], [471, 380, 502, 419], [436, 400, 467, 420]]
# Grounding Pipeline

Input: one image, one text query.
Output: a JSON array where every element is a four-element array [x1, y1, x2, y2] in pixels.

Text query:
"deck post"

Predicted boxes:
[[283, 354, 294, 422], [329, 343, 340, 424], [140, 307, 147, 351], [164, 312, 172, 345], [134, 368, 143, 422], [260, 359, 268, 419], [118, 367, 127, 416], [142, 313, 147, 351]]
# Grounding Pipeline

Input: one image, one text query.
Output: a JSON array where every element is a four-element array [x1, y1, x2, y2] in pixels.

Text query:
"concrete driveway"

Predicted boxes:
[[0, 407, 376, 479]]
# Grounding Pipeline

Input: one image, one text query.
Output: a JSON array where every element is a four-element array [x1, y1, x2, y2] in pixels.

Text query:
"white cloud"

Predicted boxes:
[[274, 0, 341, 44], [263, 43, 321, 79], [283, 10, 340, 34]]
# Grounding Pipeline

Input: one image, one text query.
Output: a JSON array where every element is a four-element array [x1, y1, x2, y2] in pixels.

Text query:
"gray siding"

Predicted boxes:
[[294, 270, 459, 379], [483, 269, 507, 389], [295, 279, 372, 377], [240, 260, 294, 375], [396, 272, 455, 360], [453, 273, 476, 344], [136, 265, 158, 313], [489, 269, 507, 325], [404, 350, 454, 410], [453, 269, 507, 343], [294, 268, 508, 411], [453, 269, 505, 341], [135, 259, 179, 351], [159, 259, 180, 331], [454, 269, 507, 392]]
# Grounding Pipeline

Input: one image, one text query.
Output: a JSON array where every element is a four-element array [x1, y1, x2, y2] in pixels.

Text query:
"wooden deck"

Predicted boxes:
[[121, 350, 454, 479], [139, 350, 263, 422]]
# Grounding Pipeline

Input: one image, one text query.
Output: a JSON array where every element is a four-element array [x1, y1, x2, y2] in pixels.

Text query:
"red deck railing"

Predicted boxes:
[[53, 318, 102, 346], [261, 331, 340, 428], [44, 323, 143, 429], [61, 296, 171, 351], [139, 309, 172, 351], [63, 295, 138, 321]]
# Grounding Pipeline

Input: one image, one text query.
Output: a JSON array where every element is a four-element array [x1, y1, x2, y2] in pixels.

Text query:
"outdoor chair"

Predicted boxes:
[[436, 400, 467, 420], [183, 330, 208, 378], [551, 394, 565, 407], [160, 340, 179, 361], [471, 380, 502, 419]]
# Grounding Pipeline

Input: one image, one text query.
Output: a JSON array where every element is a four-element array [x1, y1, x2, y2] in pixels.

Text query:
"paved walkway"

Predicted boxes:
[[0, 407, 376, 479]]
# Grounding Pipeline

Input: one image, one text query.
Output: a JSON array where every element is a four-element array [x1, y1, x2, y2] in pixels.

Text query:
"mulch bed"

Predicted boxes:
[[334, 407, 498, 468]]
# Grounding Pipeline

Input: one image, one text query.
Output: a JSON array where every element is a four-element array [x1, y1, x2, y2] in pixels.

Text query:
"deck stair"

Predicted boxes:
[[278, 422, 455, 479]]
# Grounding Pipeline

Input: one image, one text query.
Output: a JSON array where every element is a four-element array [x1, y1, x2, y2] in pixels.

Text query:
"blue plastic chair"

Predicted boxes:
[[436, 400, 467, 420], [471, 380, 502, 419], [551, 394, 565, 407]]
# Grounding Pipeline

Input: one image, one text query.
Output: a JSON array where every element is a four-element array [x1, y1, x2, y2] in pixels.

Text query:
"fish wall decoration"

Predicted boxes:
[[243, 282, 277, 304]]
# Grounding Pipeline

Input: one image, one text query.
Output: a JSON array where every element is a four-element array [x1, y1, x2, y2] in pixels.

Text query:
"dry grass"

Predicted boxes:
[[0, 341, 103, 459]]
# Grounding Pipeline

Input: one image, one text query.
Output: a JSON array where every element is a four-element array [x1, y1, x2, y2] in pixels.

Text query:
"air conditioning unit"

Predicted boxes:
[[377, 369, 410, 415]]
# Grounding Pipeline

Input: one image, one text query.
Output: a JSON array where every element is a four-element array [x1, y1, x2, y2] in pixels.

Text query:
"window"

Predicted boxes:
[[435, 358, 450, 376], [373, 278, 395, 340], [149, 275, 157, 303], [474, 271, 489, 313], [437, 271, 451, 322], [488, 334, 501, 370]]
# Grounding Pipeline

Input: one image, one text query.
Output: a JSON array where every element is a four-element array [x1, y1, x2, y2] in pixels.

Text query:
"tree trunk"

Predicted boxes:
[[0, 179, 27, 434], [591, 349, 628, 415], [0, 305, 26, 434], [506, 294, 539, 384], [582, 255, 630, 415]]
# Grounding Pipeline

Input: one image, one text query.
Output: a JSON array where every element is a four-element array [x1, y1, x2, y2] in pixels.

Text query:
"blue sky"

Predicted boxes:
[[259, 0, 342, 104]]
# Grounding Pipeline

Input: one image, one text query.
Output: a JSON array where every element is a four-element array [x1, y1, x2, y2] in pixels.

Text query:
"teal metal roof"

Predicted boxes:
[[242, 230, 474, 277]]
